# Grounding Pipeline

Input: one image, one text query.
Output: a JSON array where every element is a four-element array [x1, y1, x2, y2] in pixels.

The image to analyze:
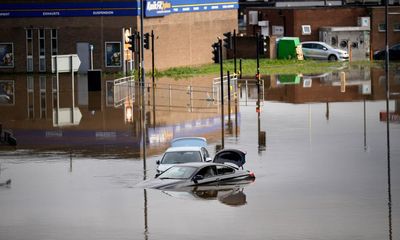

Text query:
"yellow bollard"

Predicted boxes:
[[340, 71, 346, 93], [349, 47, 352, 62]]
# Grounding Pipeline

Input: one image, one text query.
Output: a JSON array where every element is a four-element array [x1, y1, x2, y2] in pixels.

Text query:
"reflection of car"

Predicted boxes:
[[163, 185, 248, 206], [373, 43, 400, 61], [156, 137, 210, 174], [301, 41, 349, 61], [140, 149, 255, 190]]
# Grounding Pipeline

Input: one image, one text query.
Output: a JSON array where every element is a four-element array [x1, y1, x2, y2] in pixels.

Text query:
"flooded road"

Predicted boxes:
[[0, 65, 400, 240]]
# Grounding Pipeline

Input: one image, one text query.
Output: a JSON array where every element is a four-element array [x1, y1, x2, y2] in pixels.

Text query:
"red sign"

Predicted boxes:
[[379, 112, 400, 123]]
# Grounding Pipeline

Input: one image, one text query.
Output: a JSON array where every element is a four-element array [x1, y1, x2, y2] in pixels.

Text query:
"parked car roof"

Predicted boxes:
[[165, 146, 204, 152], [170, 137, 207, 148]]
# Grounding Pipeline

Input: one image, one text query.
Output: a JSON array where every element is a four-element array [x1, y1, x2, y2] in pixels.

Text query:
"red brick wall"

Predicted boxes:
[[370, 7, 400, 52], [246, 7, 368, 41]]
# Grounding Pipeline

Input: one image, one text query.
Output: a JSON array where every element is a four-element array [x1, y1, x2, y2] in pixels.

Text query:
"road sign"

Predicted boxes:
[[52, 54, 81, 73]]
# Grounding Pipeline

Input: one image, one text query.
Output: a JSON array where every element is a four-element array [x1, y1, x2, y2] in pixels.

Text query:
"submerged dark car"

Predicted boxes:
[[137, 149, 255, 190], [373, 43, 400, 61]]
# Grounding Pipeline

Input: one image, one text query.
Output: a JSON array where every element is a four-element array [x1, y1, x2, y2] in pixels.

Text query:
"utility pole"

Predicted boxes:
[[140, 0, 146, 166], [219, 38, 224, 149]]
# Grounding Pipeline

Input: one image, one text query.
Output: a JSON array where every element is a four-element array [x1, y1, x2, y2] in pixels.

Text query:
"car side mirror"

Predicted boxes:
[[205, 157, 212, 162], [156, 160, 160, 165], [192, 175, 204, 183], [323, 47, 328, 51]]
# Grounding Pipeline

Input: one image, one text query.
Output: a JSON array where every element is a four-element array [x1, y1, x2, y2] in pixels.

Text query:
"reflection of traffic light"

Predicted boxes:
[[212, 42, 220, 63], [223, 32, 232, 49], [128, 33, 137, 52], [144, 33, 150, 50]]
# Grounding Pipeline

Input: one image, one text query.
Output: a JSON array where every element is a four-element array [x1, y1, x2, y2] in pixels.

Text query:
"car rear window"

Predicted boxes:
[[216, 165, 235, 175], [161, 151, 202, 164], [159, 166, 197, 179]]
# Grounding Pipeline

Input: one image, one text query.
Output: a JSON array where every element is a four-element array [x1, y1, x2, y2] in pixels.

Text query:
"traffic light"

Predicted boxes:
[[223, 32, 232, 50], [128, 33, 137, 52], [211, 42, 220, 63], [144, 32, 150, 50]]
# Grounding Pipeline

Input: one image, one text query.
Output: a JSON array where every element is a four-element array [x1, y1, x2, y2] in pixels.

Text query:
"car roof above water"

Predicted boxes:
[[168, 162, 226, 168], [170, 137, 207, 148], [165, 146, 203, 153]]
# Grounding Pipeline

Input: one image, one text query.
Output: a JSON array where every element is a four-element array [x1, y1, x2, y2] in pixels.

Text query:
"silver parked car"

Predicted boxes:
[[301, 41, 349, 61]]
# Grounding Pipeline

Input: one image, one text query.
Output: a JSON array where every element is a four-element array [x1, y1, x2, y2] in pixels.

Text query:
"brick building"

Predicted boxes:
[[0, 0, 238, 74], [245, 6, 400, 54]]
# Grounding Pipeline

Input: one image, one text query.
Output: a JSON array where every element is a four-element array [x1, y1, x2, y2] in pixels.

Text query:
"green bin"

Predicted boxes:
[[277, 37, 301, 60]]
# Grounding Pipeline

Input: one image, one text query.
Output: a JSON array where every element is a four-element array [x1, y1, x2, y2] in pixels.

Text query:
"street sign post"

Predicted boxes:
[[51, 54, 82, 126]]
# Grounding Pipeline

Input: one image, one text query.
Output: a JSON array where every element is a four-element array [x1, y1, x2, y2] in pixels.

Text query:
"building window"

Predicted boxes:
[[301, 25, 311, 35], [38, 29, 46, 72], [26, 29, 33, 72], [51, 29, 58, 56], [105, 42, 121, 68], [394, 23, 400, 32], [0, 43, 14, 68], [379, 23, 386, 32]]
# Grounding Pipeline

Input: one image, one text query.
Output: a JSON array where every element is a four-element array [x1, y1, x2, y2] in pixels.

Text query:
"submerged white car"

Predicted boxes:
[[301, 41, 349, 61]]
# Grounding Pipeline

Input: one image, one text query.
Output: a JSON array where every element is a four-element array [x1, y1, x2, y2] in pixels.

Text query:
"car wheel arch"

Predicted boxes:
[[328, 54, 338, 61]]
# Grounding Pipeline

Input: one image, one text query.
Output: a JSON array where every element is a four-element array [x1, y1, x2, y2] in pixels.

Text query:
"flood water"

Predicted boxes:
[[0, 64, 400, 240]]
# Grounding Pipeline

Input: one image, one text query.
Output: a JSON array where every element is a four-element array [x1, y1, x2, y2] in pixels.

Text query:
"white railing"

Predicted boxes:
[[113, 76, 135, 107], [212, 74, 238, 104]]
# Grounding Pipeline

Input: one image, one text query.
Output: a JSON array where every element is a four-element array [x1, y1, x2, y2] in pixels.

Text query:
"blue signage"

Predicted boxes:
[[0, 1, 238, 18], [145, 0, 172, 17]]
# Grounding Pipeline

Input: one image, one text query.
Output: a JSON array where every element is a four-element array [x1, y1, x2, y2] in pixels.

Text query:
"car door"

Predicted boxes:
[[301, 43, 314, 59], [193, 166, 219, 184], [201, 147, 211, 162], [314, 43, 328, 60], [215, 165, 237, 182]]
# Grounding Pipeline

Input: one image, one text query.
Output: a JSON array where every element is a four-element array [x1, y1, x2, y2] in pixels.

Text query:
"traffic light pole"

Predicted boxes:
[[151, 30, 156, 129], [219, 38, 224, 149], [140, 0, 147, 167], [256, 33, 261, 148], [233, 29, 237, 75]]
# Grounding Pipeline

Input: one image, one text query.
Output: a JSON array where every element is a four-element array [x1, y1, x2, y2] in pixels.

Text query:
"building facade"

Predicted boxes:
[[0, 0, 238, 74], [244, 6, 400, 55]]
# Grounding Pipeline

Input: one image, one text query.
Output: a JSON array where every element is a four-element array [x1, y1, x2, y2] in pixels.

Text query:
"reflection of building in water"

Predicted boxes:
[[0, 74, 236, 157], [262, 66, 400, 103]]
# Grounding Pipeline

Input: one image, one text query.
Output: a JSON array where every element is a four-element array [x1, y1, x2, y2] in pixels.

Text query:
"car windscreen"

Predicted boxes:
[[159, 166, 197, 179], [161, 151, 202, 164]]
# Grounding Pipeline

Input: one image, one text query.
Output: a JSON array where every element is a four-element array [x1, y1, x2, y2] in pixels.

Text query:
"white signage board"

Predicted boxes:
[[52, 54, 81, 73]]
